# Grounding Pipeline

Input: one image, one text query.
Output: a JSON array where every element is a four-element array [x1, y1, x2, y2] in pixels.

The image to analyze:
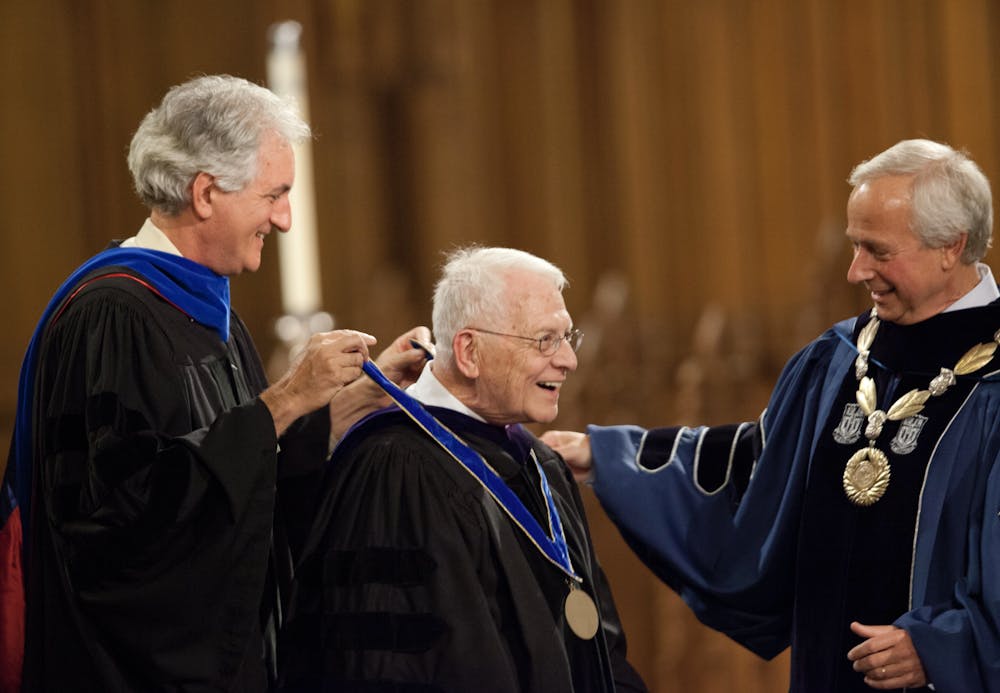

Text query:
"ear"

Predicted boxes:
[[452, 330, 480, 379], [940, 232, 968, 270], [190, 172, 216, 220]]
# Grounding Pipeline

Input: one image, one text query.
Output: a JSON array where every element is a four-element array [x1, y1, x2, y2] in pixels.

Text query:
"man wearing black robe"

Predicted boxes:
[[280, 247, 646, 692], [3, 75, 428, 692]]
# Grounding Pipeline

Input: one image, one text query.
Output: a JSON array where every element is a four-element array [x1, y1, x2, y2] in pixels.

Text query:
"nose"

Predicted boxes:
[[272, 195, 292, 232], [846, 246, 873, 285], [553, 338, 579, 372]]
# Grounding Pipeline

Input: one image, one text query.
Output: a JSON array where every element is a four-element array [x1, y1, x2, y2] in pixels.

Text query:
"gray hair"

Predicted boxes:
[[127, 74, 311, 215], [848, 139, 993, 263], [432, 246, 568, 363]]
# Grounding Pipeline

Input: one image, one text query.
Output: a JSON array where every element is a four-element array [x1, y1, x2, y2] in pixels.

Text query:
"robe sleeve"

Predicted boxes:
[[32, 284, 279, 683], [275, 409, 333, 563], [586, 334, 845, 659], [895, 440, 1000, 692]]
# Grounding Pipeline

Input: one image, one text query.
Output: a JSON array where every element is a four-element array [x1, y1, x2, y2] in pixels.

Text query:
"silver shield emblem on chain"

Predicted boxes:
[[833, 402, 865, 445], [890, 414, 927, 455]]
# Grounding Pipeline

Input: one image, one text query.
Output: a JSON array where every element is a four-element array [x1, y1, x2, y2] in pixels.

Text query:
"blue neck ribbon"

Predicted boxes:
[[361, 360, 581, 583]]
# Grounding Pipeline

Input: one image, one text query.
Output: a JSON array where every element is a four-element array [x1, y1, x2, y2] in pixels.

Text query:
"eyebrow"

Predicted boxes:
[[845, 230, 883, 247], [533, 324, 574, 335]]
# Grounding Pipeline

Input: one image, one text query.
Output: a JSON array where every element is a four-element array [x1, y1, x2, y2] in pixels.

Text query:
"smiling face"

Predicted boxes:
[[201, 130, 295, 275], [467, 270, 578, 426], [845, 175, 968, 325]]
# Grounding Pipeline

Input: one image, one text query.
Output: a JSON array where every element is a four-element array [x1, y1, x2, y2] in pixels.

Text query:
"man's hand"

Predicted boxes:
[[539, 430, 593, 483], [261, 329, 376, 436], [847, 621, 927, 690], [328, 326, 433, 443], [374, 326, 434, 389]]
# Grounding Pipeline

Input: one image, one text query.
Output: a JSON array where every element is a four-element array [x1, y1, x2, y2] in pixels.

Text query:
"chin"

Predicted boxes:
[[873, 304, 898, 321], [530, 409, 559, 425]]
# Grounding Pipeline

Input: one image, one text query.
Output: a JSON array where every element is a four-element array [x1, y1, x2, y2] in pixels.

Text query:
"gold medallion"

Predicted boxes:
[[564, 585, 599, 640], [841, 311, 999, 506], [842, 446, 891, 506]]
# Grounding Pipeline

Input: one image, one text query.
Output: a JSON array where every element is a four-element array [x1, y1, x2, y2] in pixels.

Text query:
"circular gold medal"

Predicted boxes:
[[842, 446, 891, 506], [564, 586, 599, 640]]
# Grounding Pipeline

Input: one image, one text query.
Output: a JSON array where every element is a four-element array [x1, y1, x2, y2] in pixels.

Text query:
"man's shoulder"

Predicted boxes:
[[54, 265, 177, 317], [334, 409, 468, 474], [321, 410, 502, 532], [50, 271, 201, 345], [786, 314, 859, 365], [332, 408, 524, 494], [339, 409, 437, 450]]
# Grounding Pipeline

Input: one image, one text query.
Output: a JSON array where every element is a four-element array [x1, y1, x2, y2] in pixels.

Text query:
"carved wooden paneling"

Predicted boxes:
[[5, 1, 1000, 690]]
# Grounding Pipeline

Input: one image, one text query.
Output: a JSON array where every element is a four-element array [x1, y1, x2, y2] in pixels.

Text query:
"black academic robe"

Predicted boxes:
[[21, 269, 327, 692], [279, 407, 646, 693]]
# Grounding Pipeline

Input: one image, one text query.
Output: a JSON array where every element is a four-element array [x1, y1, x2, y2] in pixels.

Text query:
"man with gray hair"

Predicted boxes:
[[545, 139, 1000, 691], [279, 246, 646, 692], [1, 74, 429, 691]]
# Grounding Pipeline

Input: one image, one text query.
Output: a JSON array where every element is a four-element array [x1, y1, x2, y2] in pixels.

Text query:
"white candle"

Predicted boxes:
[[266, 20, 322, 317]]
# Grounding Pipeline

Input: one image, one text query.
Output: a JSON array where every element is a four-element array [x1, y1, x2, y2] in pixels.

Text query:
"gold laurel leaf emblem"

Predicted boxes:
[[857, 318, 879, 352], [843, 447, 891, 506], [885, 389, 930, 420], [954, 342, 998, 375], [856, 377, 876, 415]]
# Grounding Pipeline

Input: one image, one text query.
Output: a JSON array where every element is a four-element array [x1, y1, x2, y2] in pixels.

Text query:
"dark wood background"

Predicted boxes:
[[4, 1, 999, 690]]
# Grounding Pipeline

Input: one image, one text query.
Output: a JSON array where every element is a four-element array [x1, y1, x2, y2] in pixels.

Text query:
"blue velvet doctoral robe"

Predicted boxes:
[[588, 306, 1000, 692]]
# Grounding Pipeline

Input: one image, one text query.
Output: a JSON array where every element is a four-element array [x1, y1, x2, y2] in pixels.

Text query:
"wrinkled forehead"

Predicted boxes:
[[500, 274, 571, 330]]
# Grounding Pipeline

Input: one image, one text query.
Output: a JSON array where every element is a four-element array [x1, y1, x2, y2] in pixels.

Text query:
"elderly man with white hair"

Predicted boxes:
[[280, 246, 646, 693]]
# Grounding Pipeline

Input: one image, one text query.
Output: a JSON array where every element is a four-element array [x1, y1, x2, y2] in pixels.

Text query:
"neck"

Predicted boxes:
[[431, 361, 493, 423], [959, 260, 983, 288], [884, 263, 985, 325], [934, 263, 985, 314], [150, 209, 208, 264], [432, 362, 473, 400]]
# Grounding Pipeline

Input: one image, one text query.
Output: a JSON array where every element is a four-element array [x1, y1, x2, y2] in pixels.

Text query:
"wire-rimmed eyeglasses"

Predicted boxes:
[[469, 327, 584, 356]]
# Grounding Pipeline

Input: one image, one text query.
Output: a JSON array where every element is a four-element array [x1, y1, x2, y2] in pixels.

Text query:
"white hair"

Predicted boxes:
[[128, 74, 311, 215], [849, 139, 993, 263], [432, 246, 568, 363]]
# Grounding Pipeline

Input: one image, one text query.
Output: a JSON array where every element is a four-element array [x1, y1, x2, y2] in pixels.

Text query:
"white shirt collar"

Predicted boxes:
[[405, 363, 486, 422], [945, 262, 1000, 312], [118, 218, 183, 256]]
